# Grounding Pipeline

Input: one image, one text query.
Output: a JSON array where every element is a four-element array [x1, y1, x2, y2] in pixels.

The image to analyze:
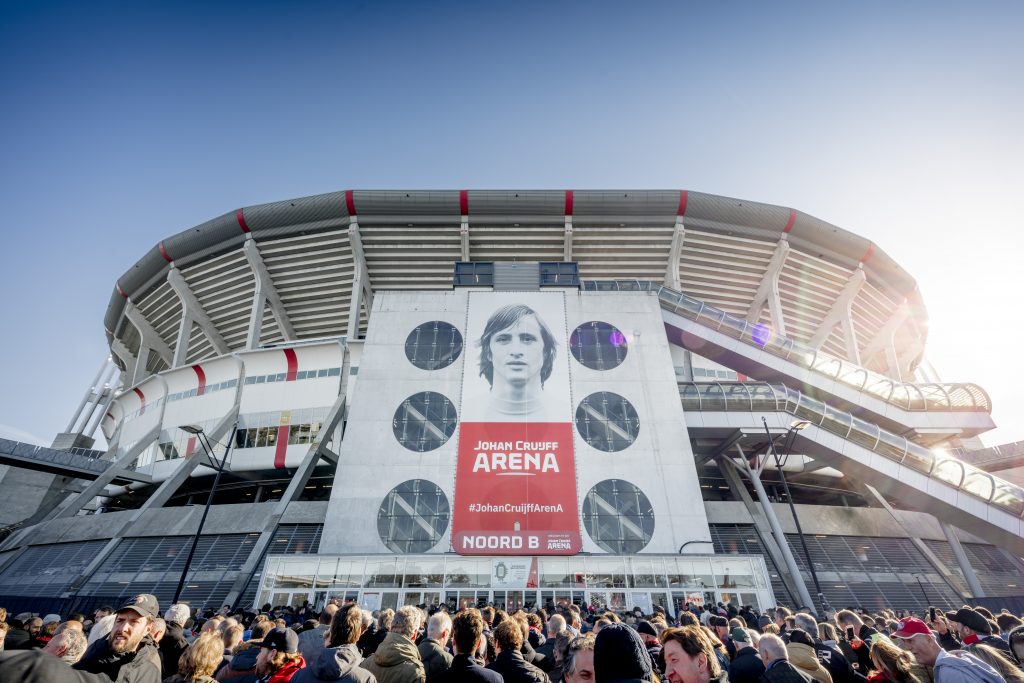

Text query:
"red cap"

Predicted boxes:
[[892, 617, 932, 639]]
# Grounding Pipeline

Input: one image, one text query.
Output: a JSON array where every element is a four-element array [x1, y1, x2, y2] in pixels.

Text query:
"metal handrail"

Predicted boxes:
[[583, 280, 992, 413], [678, 381, 1024, 519]]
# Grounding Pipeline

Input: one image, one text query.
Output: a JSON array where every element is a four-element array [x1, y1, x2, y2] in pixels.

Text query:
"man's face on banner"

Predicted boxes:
[[489, 314, 544, 388]]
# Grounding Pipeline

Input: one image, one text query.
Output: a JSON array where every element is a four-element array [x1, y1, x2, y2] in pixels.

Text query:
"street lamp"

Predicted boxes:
[[173, 424, 234, 604], [762, 417, 831, 614]]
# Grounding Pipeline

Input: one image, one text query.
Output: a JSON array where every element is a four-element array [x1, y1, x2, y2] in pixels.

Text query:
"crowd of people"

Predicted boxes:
[[1, 595, 1023, 683]]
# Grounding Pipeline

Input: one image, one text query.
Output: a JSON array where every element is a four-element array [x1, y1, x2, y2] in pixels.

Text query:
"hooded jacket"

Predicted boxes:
[[360, 632, 426, 683], [787, 643, 833, 683], [292, 643, 378, 683], [932, 650, 1005, 683], [73, 634, 162, 683], [216, 643, 261, 681], [161, 622, 190, 679], [418, 639, 454, 683]]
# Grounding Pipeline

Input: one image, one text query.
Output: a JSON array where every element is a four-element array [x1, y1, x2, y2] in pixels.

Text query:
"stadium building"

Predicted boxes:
[[1, 189, 1022, 616]]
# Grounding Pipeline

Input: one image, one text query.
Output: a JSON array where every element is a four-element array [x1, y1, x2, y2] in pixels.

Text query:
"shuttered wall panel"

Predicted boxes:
[[239, 524, 323, 608], [924, 540, 1023, 598], [0, 541, 109, 597], [709, 524, 788, 605]]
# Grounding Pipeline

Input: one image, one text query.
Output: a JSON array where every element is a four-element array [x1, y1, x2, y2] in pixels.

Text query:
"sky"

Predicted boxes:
[[1, 1, 1022, 449]]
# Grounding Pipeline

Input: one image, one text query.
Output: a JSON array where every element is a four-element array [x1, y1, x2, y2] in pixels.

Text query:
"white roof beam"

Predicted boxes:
[[563, 216, 574, 262], [347, 219, 373, 340], [244, 237, 297, 350], [861, 301, 910, 366], [663, 216, 685, 290], [808, 266, 867, 363], [460, 216, 470, 262], [745, 237, 790, 337], [124, 302, 173, 381], [167, 266, 230, 361]]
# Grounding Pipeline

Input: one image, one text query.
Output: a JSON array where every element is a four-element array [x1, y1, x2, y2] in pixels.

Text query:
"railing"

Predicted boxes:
[[0, 437, 110, 475], [954, 440, 1024, 469], [582, 280, 991, 413], [678, 381, 1024, 519]]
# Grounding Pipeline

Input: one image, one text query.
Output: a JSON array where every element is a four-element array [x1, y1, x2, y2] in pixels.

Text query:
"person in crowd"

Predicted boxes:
[[89, 613, 118, 647], [660, 625, 727, 683], [5, 615, 30, 650], [42, 627, 88, 664], [527, 614, 546, 650], [729, 626, 766, 683], [515, 613, 551, 672], [73, 593, 163, 683], [152, 618, 168, 645], [562, 634, 595, 683], [357, 612, 380, 659], [166, 632, 225, 683], [361, 605, 425, 683], [967, 645, 1024, 683], [433, 611, 503, 683], [788, 630, 832, 683], [759, 633, 813, 683], [216, 617, 275, 681], [419, 611, 454, 683], [837, 611, 887, 674], [636, 621, 664, 678], [995, 617, 1022, 642], [221, 624, 245, 671], [815, 623, 858, 678], [300, 606, 340, 665], [791, 614, 853, 683], [487, 619, 550, 683], [592, 622, 652, 683], [1007, 626, 1024, 666], [250, 627, 307, 683], [163, 604, 193, 679], [538, 615, 566, 661], [709, 616, 737, 661], [0, 621, 9, 652], [292, 603, 375, 683], [946, 610, 1013, 658], [367, 610, 394, 659], [890, 617, 1004, 683], [775, 609, 794, 643]]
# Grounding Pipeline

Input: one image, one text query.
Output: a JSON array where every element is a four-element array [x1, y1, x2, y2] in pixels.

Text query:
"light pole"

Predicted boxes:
[[762, 417, 831, 614], [173, 424, 234, 604]]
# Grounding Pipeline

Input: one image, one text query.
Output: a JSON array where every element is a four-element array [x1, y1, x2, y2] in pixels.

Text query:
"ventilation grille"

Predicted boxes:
[[0, 541, 109, 597]]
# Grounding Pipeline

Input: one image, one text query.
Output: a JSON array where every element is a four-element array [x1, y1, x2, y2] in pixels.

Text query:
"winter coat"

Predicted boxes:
[[359, 627, 381, 659], [0, 650, 114, 683], [814, 641, 860, 683], [299, 626, 331, 666], [486, 648, 551, 683], [418, 639, 454, 683], [216, 643, 260, 682], [292, 643, 377, 683], [932, 650, 1005, 683], [730, 645, 767, 683], [521, 640, 552, 672], [161, 623, 190, 679], [433, 654, 504, 683], [74, 634, 163, 683], [968, 636, 1012, 659], [787, 643, 832, 683], [760, 660, 813, 683], [360, 632, 426, 683], [263, 657, 307, 683]]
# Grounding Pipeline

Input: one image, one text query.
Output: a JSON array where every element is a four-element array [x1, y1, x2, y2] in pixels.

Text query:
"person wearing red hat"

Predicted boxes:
[[891, 618, 1004, 683]]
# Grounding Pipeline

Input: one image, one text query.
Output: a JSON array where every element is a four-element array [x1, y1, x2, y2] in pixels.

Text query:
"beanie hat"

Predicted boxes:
[[595, 623, 654, 683], [758, 615, 772, 629], [636, 621, 658, 638], [788, 629, 815, 647]]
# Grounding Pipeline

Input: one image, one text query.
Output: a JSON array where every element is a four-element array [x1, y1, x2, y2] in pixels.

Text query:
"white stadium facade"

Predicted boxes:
[[1, 188, 1023, 617]]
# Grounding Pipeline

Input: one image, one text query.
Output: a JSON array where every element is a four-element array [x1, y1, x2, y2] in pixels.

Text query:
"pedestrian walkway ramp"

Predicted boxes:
[[583, 281, 995, 440], [0, 437, 150, 484], [680, 381, 1024, 555]]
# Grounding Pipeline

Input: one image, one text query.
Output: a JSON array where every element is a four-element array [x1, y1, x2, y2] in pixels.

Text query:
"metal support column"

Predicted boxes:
[[941, 521, 986, 598]]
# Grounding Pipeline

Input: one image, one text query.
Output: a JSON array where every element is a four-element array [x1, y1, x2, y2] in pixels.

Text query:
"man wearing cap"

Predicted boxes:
[[891, 617, 1004, 683], [249, 627, 307, 682], [636, 621, 664, 678], [946, 609, 1013, 658], [708, 616, 737, 661], [73, 593, 162, 683], [729, 627, 766, 683]]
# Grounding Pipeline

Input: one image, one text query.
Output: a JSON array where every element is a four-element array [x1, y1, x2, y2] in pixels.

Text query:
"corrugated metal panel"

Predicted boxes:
[[493, 263, 540, 290], [0, 540, 109, 597]]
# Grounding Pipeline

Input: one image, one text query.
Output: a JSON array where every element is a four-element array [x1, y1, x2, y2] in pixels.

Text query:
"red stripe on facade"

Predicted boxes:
[[783, 209, 796, 233], [283, 348, 298, 381], [737, 372, 748, 382], [345, 190, 356, 216], [133, 387, 145, 414], [185, 436, 196, 458], [116, 284, 128, 299], [678, 190, 689, 217], [236, 208, 251, 233], [159, 242, 173, 263], [274, 426, 290, 468], [459, 190, 468, 216], [192, 364, 207, 396], [564, 190, 574, 216], [861, 243, 874, 264]]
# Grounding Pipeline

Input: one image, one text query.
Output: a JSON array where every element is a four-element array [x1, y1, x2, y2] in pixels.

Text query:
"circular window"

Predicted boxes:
[[575, 392, 639, 452], [393, 392, 458, 452], [582, 479, 655, 554], [377, 479, 450, 553], [405, 321, 463, 371], [570, 321, 628, 370]]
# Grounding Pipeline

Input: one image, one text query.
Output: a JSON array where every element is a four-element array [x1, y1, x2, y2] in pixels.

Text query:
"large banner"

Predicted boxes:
[[452, 292, 582, 555]]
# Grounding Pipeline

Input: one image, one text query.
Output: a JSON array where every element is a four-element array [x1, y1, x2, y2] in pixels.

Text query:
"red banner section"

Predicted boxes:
[[452, 422, 581, 555]]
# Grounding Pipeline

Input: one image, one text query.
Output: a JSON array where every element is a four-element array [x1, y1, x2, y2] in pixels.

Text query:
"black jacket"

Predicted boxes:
[[486, 649, 551, 683], [969, 635, 1013, 658], [359, 626, 381, 658], [73, 635, 163, 683], [760, 660, 812, 683], [0, 650, 116, 683], [521, 640, 552, 673], [216, 643, 260, 681], [730, 646, 766, 683], [434, 654, 504, 683], [814, 641, 858, 683], [292, 643, 378, 683], [160, 622, 190, 679]]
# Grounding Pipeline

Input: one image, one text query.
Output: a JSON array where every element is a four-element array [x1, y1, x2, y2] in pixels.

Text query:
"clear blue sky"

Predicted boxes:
[[1, 1, 1022, 447]]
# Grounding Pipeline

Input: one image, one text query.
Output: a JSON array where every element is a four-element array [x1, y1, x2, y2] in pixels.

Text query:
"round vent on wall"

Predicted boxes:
[[377, 479, 450, 553], [393, 391, 458, 452], [575, 391, 639, 452], [569, 321, 628, 370], [582, 479, 655, 554], [405, 321, 463, 371]]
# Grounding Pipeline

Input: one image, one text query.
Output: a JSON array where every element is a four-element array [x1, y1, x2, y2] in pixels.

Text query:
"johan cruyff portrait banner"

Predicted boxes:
[[452, 291, 582, 555]]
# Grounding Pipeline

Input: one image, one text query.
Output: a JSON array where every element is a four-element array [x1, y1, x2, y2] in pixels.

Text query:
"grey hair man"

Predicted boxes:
[[361, 605, 427, 683], [419, 612, 454, 683], [43, 628, 88, 664], [758, 633, 811, 683], [299, 603, 340, 664], [537, 614, 566, 660], [892, 617, 1004, 683], [564, 634, 596, 683]]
